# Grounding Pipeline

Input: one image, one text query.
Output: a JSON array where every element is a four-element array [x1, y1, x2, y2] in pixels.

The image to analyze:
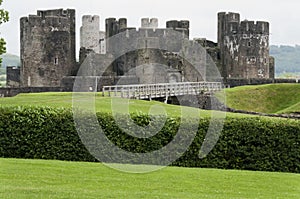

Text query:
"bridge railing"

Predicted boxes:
[[102, 82, 223, 99]]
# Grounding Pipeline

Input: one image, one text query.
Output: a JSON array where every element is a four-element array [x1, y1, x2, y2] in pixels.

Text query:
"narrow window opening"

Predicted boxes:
[[54, 57, 58, 65]]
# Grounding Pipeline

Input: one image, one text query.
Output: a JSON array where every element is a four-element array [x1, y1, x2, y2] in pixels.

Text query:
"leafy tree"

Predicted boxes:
[[0, 0, 9, 65]]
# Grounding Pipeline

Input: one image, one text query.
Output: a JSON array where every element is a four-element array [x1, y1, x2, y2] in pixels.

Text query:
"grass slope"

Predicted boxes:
[[217, 83, 300, 114], [0, 92, 251, 118], [1, 158, 299, 199], [280, 101, 300, 114]]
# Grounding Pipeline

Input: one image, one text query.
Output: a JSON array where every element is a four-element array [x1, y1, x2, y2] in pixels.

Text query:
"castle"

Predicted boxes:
[[6, 9, 275, 90]]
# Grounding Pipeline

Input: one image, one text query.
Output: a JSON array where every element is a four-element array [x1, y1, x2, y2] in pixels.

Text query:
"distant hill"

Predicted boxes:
[[270, 45, 300, 77], [0, 53, 20, 68]]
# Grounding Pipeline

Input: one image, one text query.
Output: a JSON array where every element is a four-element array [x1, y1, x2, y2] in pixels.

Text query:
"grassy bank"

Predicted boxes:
[[216, 83, 300, 114], [0, 92, 252, 118]]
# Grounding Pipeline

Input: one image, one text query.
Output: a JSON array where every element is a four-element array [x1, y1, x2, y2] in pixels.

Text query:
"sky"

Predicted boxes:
[[1, 0, 300, 56]]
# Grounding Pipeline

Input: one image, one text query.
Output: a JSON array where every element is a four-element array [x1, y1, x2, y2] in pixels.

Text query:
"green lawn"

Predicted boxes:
[[216, 83, 300, 114], [0, 158, 299, 199], [0, 92, 251, 118]]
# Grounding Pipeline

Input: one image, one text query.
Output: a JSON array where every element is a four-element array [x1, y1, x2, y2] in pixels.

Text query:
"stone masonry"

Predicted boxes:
[[20, 9, 76, 87], [80, 15, 106, 54], [78, 17, 204, 86], [7, 9, 275, 89], [218, 12, 274, 79]]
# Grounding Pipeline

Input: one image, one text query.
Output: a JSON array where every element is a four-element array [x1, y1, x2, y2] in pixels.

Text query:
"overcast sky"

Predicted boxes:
[[1, 0, 300, 55]]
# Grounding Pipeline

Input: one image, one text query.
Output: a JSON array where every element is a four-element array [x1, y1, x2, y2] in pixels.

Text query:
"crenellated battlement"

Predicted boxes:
[[218, 12, 269, 37], [37, 9, 75, 18], [105, 17, 189, 38], [20, 9, 75, 34], [240, 20, 269, 34]]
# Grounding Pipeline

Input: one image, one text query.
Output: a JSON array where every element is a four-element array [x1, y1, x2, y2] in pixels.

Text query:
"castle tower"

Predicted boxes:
[[105, 18, 129, 53], [80, 15, 105, 54], [105, 18, 128, 38], [217, 12, 240, 78], [217, 12, 240, 47], [239, 20, 270, 78], [20, 9, 76, 87], [218, 12, 272, 79]]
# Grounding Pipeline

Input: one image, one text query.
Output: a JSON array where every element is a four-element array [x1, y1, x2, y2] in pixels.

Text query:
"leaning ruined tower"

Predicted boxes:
[[20, 9, 76, 87], [218, 12, 274, 79]]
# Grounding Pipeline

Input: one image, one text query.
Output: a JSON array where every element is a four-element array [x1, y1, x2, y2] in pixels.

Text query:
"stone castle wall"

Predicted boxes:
[[7, 9, 276, 90], [79, 17, 199, 85]]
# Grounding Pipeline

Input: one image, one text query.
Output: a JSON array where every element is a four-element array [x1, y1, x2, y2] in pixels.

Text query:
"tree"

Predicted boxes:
[[0, 0, 9, 65]]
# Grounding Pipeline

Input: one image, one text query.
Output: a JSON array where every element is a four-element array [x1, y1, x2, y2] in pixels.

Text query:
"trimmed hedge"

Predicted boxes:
[[0, 106, 299, 173]]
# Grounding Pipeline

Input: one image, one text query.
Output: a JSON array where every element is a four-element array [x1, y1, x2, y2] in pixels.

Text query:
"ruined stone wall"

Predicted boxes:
[[103, 20, 193, 84], [20, 9, 76, 87], [218, 12, 273, 79]]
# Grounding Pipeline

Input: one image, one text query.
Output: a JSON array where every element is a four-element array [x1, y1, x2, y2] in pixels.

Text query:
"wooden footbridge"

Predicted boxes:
[[102, 82, 223, 100]]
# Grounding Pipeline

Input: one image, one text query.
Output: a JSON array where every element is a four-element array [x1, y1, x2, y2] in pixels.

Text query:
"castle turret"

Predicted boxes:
[[218, 12, 240, 46], [80, 15, 101, 54], [218, 12, 272, 79], [20, 9, 76, 87], [105, 18, 117, 38], [118, 18, 127, 30]]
